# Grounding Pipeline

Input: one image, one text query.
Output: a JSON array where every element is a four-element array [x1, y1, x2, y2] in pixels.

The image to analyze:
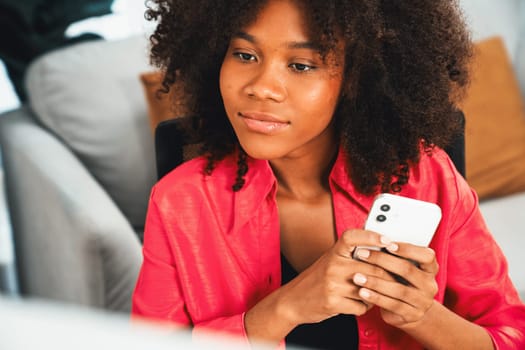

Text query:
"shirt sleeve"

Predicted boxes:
[[131, 188, 251, 345], [444, 175, 525, 349]]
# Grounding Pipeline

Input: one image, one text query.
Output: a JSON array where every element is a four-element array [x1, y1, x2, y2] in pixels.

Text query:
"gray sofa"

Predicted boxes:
[[0, 36, 154, 311], [0, 1, 523, 312]]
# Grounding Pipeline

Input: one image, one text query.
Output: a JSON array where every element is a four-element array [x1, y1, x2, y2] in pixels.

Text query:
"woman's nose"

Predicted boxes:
[[243, 63, 287, 102]]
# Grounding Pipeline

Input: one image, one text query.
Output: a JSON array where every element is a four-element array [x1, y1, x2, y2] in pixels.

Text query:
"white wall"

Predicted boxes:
[[0, 62, 19, 114], [460, 0, 521, 61], [460, 0, 524, 97]]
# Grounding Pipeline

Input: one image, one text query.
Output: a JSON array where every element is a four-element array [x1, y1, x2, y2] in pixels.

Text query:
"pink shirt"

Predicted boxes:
[[132, 148, 525, 349]]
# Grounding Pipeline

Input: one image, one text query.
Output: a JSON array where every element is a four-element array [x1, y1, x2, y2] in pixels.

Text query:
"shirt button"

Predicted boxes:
[[364, 329, 375, 337]]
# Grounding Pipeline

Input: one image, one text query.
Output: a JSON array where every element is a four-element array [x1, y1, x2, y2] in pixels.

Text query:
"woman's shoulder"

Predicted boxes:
[[416, 147, 462, 183], [151, 155, 238, 204], [403, 147, 480, 237], [151, 155, 250, 203], [156, 156, 207, 187], [404, 146, 472, 204], [147, 153, 275, 233]]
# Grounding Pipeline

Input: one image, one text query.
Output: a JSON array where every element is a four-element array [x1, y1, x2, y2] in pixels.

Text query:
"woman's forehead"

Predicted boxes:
[[235, 0, 344, 51]]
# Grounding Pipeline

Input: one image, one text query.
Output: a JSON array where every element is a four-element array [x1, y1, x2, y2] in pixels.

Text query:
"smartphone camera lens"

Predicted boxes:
[[376, 214, 387, 222], [380, 204, 390, 212]]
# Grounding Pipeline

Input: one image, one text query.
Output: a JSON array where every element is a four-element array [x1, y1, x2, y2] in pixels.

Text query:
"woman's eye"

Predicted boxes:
[[234, 52, 256, 62], [289, 63, 315, 72]]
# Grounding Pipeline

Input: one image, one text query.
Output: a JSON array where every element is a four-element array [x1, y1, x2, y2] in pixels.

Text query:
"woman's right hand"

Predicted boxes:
[[244, 229, 396, 343], [275, 229, 396, 325]]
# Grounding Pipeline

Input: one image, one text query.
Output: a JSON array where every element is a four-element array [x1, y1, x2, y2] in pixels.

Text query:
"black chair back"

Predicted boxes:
[[155, 116, 201, 180]]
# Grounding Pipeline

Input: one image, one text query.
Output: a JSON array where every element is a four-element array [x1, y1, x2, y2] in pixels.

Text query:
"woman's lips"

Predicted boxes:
[[239, 112, 290, 134]]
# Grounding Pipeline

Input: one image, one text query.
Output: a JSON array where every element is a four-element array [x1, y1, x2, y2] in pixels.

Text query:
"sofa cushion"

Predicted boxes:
[[479, 192, 525, 299], [460, 36, 525, 199], [25, 36, 157, 230]]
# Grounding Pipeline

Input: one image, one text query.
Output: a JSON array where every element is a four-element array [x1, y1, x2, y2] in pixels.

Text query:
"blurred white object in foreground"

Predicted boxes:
[[0, 296, 273, 350]]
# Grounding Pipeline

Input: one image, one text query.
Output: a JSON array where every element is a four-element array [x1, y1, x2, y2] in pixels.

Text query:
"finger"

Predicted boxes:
[[354, 276, 433, 324], [385, 243, 438, 274], [345, 298, 374, 313], [354, 248, 437, 293], [340, 282, 374, 311], [335, 229, 387, 259], [332, 295, 371, 316], [337, 278, 375, 313], [357, 287, 426, 324], [324, 261, 392, 306], [351, 258, 397, 283], [353, 273, 428, 310], [355, 248, 418, 279], [357, 283, 436, 326]]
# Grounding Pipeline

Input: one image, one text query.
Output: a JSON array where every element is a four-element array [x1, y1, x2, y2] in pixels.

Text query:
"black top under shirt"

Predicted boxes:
[[281, 254, 359, 350]]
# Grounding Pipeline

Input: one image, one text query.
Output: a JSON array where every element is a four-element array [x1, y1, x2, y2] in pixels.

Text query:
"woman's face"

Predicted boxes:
[[219, 0, 344, 161]]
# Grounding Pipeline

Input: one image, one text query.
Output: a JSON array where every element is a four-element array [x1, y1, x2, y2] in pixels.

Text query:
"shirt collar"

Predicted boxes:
[[226, 157, 277, 234], [328, 148, 376, 211], [232, 147, 375, 233]]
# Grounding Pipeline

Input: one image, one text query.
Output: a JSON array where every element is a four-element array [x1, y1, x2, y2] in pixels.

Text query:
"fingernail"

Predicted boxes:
[[359, 288, 371, 299], [354, 273, 367, 285], [380, 236, 392, 245], [356, 249, 370, 259], [387, 243, 399, 252]]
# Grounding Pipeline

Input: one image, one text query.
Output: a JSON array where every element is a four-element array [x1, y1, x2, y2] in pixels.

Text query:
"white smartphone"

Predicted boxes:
[[353, 193, 442, 258]]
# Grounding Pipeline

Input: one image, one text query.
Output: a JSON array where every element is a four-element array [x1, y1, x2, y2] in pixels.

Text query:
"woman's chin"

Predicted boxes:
[[239, 142, 287, 161]]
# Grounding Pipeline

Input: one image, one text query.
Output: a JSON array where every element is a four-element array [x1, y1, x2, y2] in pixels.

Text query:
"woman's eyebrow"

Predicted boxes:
[[233, 31, 257, 44], [232, 31, 320, 51], [286, 41, 320, 51]]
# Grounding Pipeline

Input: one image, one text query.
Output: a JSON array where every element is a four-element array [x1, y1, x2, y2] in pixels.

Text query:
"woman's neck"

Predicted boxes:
[[269, 136, 338, 201]]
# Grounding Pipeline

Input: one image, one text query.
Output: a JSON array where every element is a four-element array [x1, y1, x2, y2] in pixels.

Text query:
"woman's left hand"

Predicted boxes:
[[351, 239, 439, 329]]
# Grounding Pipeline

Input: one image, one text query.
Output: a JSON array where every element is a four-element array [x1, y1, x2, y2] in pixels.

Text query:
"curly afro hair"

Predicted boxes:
[[145, 0, 472, 194]]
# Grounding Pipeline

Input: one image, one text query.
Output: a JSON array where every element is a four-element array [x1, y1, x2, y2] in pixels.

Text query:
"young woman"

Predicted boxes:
[[132, 0, 525, 349]]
